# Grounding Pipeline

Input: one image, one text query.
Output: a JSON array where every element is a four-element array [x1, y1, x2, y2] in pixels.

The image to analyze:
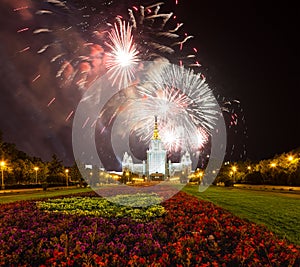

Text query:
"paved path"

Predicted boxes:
[[0, 186, 77, 194]]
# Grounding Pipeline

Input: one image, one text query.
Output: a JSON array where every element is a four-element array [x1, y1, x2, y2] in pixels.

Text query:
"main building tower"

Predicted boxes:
[[146, 116, 167, 178]]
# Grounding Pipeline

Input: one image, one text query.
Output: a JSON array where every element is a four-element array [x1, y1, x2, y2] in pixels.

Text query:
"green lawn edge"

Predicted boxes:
[[0, 187, 93, 204], [182, 185, 300, 246]]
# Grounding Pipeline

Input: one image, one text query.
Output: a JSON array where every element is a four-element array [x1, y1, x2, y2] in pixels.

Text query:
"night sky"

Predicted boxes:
[[177, 0, 299, 161], [0, 0, 299, 166]]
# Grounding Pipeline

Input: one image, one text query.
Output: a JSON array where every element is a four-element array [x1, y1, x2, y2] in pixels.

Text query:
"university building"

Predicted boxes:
[[122, 116, 192, 180]]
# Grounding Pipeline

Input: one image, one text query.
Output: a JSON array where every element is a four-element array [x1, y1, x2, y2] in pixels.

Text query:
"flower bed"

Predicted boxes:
[[0, 189, 299, 266], [36, 193, 166, 221]]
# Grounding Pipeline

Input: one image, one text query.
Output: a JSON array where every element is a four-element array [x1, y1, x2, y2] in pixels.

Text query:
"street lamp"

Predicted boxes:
[[231, 166, 237, 183], [126, 171, 129, 184], [34, 167, 39, 184], [269, 162, 277, 179], [65, 169, 69, 187], [270, 162, 277, 168], [89, 171, 93, 185], [198, 171, 203, 185], [1, 161, 5, 190]]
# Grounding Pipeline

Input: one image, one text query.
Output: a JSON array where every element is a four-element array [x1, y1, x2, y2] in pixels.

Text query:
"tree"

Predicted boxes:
[[31, 157, 48, 184], [0, 130, 3, 157], [47, 154, 65, 184], [12, 159, 27, 184], [69, 163, 83, 183], [244, 171, 264, 185], [121, 169, 132, 184]]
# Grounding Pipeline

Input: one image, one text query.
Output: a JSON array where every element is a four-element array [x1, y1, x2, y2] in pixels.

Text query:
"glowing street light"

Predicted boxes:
[[65, 169, 69, 187], [270, 162, 277, 168], [1, 161, 5, 190], [198, 171, 204, 184], [34, 167, 39, 184], [288, 155, 294, 162], [231, 166, 237, 183]]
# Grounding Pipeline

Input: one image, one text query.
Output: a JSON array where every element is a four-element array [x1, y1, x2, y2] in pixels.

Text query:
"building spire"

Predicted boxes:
[[153, 115, 160, 140]]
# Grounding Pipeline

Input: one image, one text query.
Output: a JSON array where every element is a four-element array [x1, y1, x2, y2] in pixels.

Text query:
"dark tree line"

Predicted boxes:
[[0, 130, 82, 187], [214, 148, 300, 186]]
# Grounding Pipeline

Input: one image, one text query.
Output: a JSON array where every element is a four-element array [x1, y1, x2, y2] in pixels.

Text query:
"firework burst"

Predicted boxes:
[[105, 19, 139, 89], [14, 1, 200, 92], [9, 0, 247, 162], [107, 62, 216, 153]]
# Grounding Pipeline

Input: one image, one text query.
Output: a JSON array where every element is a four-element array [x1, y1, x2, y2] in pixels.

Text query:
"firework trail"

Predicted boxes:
[[222, 99, 248, 160]]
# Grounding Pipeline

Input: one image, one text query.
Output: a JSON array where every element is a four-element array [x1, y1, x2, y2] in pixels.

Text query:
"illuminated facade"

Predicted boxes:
[[146, 116, 167, 176], [122, 116, 192, 180]]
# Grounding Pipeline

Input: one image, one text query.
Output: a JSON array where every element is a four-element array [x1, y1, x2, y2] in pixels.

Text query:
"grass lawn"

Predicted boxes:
[[0, 187, 92, 204], [183, 185, 300, 245]]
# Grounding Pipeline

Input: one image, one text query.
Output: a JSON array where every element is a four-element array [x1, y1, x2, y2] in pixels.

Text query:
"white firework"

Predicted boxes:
[[116, 62, 217, 153], [105, 19, 140, 89], [143, 63, 219, 133]]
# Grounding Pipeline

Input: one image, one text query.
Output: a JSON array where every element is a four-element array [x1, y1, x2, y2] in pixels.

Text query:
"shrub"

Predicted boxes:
[[244, 171, 264, 185]]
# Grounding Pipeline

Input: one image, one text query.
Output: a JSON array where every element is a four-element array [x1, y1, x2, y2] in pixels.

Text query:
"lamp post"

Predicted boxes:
[[198, 171, 203, 185], [89, 171, 93, 185], [34, 167, 39, 184], [65, 169, 69, 187], [269, 162, 277, 180], [126, 171, 129, 184], [231, 166, 237, 183], [1, 161, 5, 190]]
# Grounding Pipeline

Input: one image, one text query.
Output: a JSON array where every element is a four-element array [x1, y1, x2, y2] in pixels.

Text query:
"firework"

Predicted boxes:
[[10, 0, 247, 164], [105, 19, 139, 89], [14, 0, 200, 92], [72, 60, 227, 193], [127, 2, 197, 64], [112, 62, 215, 153]]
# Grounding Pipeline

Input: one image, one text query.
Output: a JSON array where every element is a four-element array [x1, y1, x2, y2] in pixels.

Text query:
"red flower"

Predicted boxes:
[[139, 257, 146, 264]]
